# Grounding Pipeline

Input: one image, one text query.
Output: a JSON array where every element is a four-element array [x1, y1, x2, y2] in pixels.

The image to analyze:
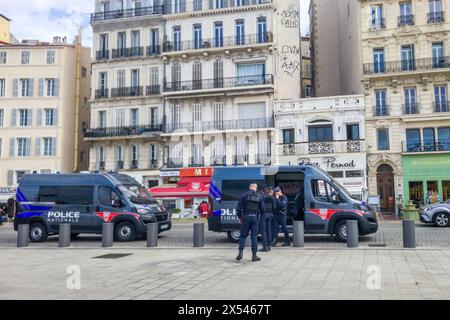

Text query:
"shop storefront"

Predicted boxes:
[[403, 154, 450, 207], [150, 168, 212, 215]]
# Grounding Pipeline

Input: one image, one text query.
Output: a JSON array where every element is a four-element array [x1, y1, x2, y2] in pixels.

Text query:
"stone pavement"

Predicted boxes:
[[1, 247, 450, 300]]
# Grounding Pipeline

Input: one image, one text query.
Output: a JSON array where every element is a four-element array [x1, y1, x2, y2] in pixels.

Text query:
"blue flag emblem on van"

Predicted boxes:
[[15, 188, 53, 219], [209, 182, 222, 204], [212, 210, 222, 217]]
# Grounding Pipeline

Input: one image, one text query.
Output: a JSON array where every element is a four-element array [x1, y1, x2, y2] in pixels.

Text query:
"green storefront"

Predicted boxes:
[[403, 154, 450, 207]]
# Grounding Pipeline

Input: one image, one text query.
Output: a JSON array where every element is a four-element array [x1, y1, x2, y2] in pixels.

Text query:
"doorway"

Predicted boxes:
[[376, 164, 395, 213]]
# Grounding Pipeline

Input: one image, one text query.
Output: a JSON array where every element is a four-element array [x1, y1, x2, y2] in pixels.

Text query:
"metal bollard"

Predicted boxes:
[[147, 223, 158, 248], [193, 223, 205, 248], [403, 220, 416, 248], [102, 223, 114, 248], [293, 221, 305, 248], [58, 223, 71, 248], [17, 224, 29, 248], [346, 220, 359, 248]]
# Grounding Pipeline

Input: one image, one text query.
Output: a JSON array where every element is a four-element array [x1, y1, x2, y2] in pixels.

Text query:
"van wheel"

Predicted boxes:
[[434, 212, 450, 227], [29, 222, 48, 243], [227, 231, 240, 243], [334, 220, 348, 243], [114, 221, 136, 242]]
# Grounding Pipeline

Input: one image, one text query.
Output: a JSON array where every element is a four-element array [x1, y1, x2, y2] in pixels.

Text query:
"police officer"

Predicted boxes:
[[236, 183, 265, 262], [272, 187, 291, 247], [260, 187, 276, 252]]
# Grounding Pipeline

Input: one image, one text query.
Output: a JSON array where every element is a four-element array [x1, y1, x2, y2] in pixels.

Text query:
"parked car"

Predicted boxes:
[[420, 200, 450, 227]]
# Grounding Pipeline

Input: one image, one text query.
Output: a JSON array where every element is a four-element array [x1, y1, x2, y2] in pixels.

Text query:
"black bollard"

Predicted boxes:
[[17, 224, 29, 248], [147, 223, 158, 248], [193, 223, 205, 247], [102, 223, 114, 248], [293, 221, 305, 248], [403, 220, 416, 248], [346, 220, 359, 248], [58, 223, 71, 248]]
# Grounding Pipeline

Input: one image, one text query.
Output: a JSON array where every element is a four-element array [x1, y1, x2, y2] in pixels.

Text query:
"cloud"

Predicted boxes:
[[300, 0, 311, 36]]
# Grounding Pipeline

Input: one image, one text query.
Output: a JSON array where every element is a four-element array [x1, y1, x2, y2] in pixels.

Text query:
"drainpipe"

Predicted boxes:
[[73, 28, 82, 172]]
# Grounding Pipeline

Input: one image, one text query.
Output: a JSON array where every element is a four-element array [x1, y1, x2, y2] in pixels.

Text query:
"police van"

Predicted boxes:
[[14, 173, 171, 242], [207, 165, 378, 243]]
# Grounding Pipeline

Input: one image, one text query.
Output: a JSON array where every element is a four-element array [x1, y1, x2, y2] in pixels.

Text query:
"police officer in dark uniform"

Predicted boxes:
[[260, 187, 276, 252], [272, 187, 291, 247], [236, 183, 265, 262]]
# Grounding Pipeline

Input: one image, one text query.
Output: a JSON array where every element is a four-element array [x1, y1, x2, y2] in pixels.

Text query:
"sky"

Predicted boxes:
[[1, 0, 311, 47]]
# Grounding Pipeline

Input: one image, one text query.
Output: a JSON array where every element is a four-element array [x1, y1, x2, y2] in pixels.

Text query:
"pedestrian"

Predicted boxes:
[[272, 187, 291, 247], [0, 206, 7, 225], [236, 183, 265, 262], [199, 201, 209, 217], [192, 203, 199, 218], [259, 187, 276, 252]]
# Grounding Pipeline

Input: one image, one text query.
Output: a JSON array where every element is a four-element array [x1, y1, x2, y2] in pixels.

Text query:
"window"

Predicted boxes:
[[192, 103, 202, 131], [131, 30, 140, 53], [131, 145, 138, 167], [191, 143, 203, 164], [117, 70, 125, 88], [0, 52, 6, 64], [346, 171, 364, 178], [221, 180, 264, 202], [235, 20, 245, 45], [401, 45, 415, 71], [213, 102, 224, 129], [98, 186, 121, 207], [149, 67, 159, 94], [99, 72, 108, 93], [377, 128, 390, 150], [438, 127, 450, 151], [150, 107, 158, 126], [192, 62, 202, 89], [116, 145, 124, 162], [428, 0, 443, 22], [21, 51, 30, 64], [404, 87, 417, 114], [214, 22, 224, 47], [19, 109, 32, 127], [283, 128, 295, 144], [375, 89, 388, 116], [45, 108, 57, 126], [173, 26, 181, 51], [329, 171, 344, 178], [193, 24, 202, 49], [370, 5, 384, 28], [346, 124, 360, 140], [214, 0, 225, 9], [423, 128, 436, 151], [47, 50, 56, 64], [130, 109, 139, 126], [193, 0, 202, 10], [117, 32, 126, 53], [38, 186, 94, 205], [149, 144, 157, 163], [99, 34, 108, 59], [46, 78, 58, 97], [98, 111, 106, 128], [406, 129, 421, 152], [399, 2, 414, 26], [21, 79, 33, 97], [43, 137, 56, 156], [213, 60, 224, 88], [434, 85, 448, 112], [131, 69, 140, 88], [81, 67, 87, 78], [309, 125, 333, 142], [17, 138, 30, 157], [257, 17, 267, 43], [0, 109, 4, 127], [311, 180, 340, 203], [0, 79, 5, 97], [150, 29, 159, 54], [115, 109, 125, 127], [170, 104, 181, 131], [172, 64, 181, 90], [432, 43, 445, 68], [236, 63, 265, 85], [174, 0, 186, 13], [305, 85, 312, 97], [373, 48, 385, 73]]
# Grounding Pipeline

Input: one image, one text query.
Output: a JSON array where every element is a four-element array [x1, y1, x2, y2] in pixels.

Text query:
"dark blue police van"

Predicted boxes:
[[14, 173, 171, 242], [208, 165, 378, 242]]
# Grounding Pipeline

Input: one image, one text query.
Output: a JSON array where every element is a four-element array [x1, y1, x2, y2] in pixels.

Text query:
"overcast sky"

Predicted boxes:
[[1, 0, 310, 47]]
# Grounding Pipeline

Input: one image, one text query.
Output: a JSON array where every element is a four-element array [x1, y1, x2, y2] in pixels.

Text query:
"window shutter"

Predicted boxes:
[[54, 79, 59, 97], [38, 79, 44, 96], [7, 170, 14, 187], [13, 79, 18, 97], [54, 108, 58, 126], [35, 138, 41, 156], [37, 109, 42, 126], [51, 137, 57, 156], [11, 109, 16, 127], [26, 138, 31, 156], [28, 109, 33, 126], [28, 79, 34, 96], [9, 138, 15, 157]]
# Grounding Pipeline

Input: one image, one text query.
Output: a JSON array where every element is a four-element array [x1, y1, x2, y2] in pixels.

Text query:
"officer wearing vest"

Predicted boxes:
[[272, 187, 291, 247], [259, 187, 276, 252], [236, 183, 265, 262]]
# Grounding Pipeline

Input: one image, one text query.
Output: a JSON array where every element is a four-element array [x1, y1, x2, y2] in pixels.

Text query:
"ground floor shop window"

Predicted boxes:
[[426, 181, 440, 205], [443, 181, 450, 202], [409, 181, 423, 207], [163, 200, 177, 211]]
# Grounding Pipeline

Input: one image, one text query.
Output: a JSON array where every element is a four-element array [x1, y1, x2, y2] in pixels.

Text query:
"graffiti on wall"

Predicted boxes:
[[279, 6, 301, 79], [280, 7, 300, 29]]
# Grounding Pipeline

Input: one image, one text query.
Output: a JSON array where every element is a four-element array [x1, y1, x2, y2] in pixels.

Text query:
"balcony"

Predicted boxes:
[[189, 157, 205, 167], [164, 117, 274, 134], [96, 50, 110, 60], [363, 57, 450, 75], [163, 0, 272, 15], [398, 15, 414, 26], [146, 85, 161, 96], [95, 89, 109, 99], [373, 106, 389, 117], [256, 154, 272, 165], [112, 47, 144, 59], [404, 103, 420, 115], [428, 11, 445, 23], [165, 158, 184, 168], [148, 159, 159, 169], [162, 32, 273, 53], [84, 124, 163, 139], [434, 101, 450, 113], [403, 140, 450, 153], [211, 156, 226, 167], [146, 46, 161, 56], [163, 74, 274, 94], [233, 155, 249, 166], [111, 86, 144, 98], [280, 140, 366, 156], [90, 6, 164, 22], [116, 161, 124, 170], [98, 161, 106, 171], [369, 18, 386, 30], [130, 160, 139, 169]]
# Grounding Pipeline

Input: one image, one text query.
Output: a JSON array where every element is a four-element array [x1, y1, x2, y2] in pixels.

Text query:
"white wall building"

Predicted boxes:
[[275, 95, 368, 199]]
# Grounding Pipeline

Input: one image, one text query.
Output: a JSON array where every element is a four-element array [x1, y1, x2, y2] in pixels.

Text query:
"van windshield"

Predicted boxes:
[[319, 169, 357, 200], [118, 185, 158, 205]]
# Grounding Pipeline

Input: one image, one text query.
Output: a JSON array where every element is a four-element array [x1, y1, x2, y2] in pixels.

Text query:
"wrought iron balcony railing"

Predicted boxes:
[[163, 0, 272, 15], [111, 86, 143, 98], [403, 140, 450, 153], [428, 11, 445, 23], [91, 5, 164, 22], [256, 154, 272, 165], [116, 161, 124, 170], [398, 15, 414, 26], [189, 157, 205, 167], [146, 85, 161, 95], [435, 101, 450, 113], [369, 18, 386, 29], [233, 155, 250, 166], [163, 32, 273, 53], [164, 117, 273, 134], [84, 124, 163, 139], [95, 89, 109, 99], [373, 106, 389, 117], [404, 103, 420, 115], [96, 50, 110, 60], [280, 140, 366, 156], [112, 47, 144, 59], [211, 156, 226, 166], [146, 46, 162, 56], [165, 158, 184, 168], [164, 74, 274, 93], [363, 57, 450, 75]]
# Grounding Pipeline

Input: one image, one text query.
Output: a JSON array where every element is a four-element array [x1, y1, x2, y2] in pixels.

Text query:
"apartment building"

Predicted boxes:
[[88, 0, 165, 188], [0, 36, 91, 187], [275, 95, 368, 199], [301, 36, 312, 97], [88, 0, 302, 189], [0, 14, 11, 44], [361, 0, 450, 211]]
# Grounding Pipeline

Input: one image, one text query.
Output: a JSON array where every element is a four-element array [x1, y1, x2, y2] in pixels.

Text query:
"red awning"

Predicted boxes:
[[149, 186, 209, 198], [178, 177, 211, 186]]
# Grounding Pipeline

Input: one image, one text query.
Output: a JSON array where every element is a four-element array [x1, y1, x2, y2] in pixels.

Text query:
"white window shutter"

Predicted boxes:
[[35, 138, 41, 156], [54, 79, 59, 97], [51, 137, 57, 156], [28, 109, 33, 126], [13, 79, 18, 97], [11, 109, 16, 127], [38, 79, 44, 96], [37, 109, 42, 126], [28, 79, 34, 96], [54, 108, 58, 126], [26, 138, 31, 156], [9, 138, 15, 157]]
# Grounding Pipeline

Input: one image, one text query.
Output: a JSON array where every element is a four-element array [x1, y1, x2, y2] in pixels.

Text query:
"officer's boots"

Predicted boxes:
[[236, 251, 243, 261], [252, 254, 261, 262]]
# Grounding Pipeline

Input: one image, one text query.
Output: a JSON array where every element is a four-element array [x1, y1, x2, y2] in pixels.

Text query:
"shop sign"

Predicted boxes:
[[160, 171, 180, 177], [180, 168, 213, 177], [298, 156, 362, 170]]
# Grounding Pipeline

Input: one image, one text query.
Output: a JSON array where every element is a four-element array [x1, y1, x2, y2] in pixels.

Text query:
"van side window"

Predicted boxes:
[[311, 180, 339, 203], [38, 186, 94, 205], [221, 180, 264, 201], [99, 186, 121, 207], [19, 186, 39, 202]]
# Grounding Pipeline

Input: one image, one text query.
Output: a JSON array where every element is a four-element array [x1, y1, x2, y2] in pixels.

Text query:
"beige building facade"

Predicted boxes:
[[0, 36, 91, 187], [301, 36, 312, 97]]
